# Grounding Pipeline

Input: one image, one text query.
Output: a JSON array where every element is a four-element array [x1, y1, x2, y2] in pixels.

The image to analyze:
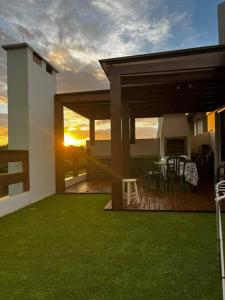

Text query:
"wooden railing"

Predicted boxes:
[[0, 150, 30, 192]]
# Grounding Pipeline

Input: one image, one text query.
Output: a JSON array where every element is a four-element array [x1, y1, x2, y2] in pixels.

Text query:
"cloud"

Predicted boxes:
[[0, 113, 8, 145], [0, 95, 7, 104], [0, 112, 7, 124], [0, 0, 197, 144], [0, 0, 195, 93], [0, 126, 7, 145]]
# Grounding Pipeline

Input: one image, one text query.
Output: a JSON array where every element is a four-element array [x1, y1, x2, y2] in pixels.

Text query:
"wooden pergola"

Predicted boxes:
[[55, 45, 225, 210]]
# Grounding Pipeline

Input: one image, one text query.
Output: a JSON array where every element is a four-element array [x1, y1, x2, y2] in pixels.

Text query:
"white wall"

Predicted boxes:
[[159, 114, 191, 159], [65, 173, 87, 188], [0, 44, 56, 217], [191, 132, 211, 153], [131, 139, 159, 156], [27, 49, 56, 197], [86, 139, 160, 157]]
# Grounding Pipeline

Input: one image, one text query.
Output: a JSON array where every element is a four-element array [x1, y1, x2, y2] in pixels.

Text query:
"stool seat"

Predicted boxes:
[[123, 178, 140, 206], [123, 178, 137, 183]]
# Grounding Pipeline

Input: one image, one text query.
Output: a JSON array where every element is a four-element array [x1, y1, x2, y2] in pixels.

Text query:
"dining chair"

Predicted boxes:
[[166, 156, 186, 192], [159, 163, 169, 193], [217, 164, 225, 183]]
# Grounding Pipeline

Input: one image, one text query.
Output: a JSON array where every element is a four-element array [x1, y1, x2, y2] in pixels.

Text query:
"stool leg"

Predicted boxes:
[[134, 182, 140, 204], [127, 182, 131, 206]]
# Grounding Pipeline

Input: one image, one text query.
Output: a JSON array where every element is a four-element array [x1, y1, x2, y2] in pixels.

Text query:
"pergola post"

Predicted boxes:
[[90, 119, 95, 146], [110, 75, 130, 209], [122, 99, 130, 178], [110, 75, 123, 209], [130, 117, 136, 144], [54, 97, 65, 193]]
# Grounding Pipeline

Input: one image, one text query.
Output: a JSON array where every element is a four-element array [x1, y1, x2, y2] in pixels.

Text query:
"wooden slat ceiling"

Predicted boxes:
[[123, 77, 225, 117], [61, 77, 225, 119]]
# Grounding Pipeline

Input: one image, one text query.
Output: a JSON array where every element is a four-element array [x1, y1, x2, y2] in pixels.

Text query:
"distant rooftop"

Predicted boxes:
[[2, 43, 59, 73]]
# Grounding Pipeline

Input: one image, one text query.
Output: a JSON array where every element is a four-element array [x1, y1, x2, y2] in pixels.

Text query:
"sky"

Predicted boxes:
[[0, 0, 224, 146]]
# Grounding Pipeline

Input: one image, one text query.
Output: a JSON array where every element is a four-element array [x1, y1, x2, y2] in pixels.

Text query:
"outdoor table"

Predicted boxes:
[[154, 160, 199, 186]]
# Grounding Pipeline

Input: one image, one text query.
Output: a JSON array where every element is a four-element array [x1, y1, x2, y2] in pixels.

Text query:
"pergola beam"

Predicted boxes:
[[109, 51, 225, 76], [121, 68, 225, 86], [130, 117, 135, 144], [56, 89, 110, 104], [90, 119, 95, 146], [54, 97, 65, 193]]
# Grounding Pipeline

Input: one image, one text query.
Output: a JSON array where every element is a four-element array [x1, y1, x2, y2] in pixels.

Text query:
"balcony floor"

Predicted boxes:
[[66, 179, 218, 212]]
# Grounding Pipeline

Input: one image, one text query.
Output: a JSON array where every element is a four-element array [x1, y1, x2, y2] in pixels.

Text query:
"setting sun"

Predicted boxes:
[[64, 134, 85, 147]]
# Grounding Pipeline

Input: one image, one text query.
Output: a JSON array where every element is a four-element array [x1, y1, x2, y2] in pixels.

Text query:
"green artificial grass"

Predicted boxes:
[[0, 194, 222, 299]]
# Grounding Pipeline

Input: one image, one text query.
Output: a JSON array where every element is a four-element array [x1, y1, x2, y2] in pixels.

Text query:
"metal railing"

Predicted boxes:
[[215, 181, 225, 300]]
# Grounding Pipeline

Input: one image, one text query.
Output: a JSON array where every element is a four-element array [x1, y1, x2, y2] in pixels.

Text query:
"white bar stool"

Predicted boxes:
[[123, 179, 140, 206]]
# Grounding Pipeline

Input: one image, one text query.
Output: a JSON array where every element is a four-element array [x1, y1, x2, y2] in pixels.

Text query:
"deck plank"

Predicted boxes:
[[66, 178, 217, 212]]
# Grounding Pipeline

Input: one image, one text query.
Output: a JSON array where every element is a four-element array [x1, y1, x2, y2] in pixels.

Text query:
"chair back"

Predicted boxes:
[[217, 164, 225, 182], [216, 180, 225, 197], [167, 156, 186, 176]]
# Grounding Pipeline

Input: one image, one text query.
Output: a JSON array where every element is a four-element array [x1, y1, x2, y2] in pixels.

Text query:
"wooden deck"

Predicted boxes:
[[66, 179, 111, 193], [66, 179, 219, 212]]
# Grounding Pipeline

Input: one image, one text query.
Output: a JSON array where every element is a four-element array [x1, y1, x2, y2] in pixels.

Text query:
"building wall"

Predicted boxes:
[[189, 112, 218, 175], [27, 49, 56, 197], [1, 44, 56, 217], [7, 48, 29, 150], [86, 139, 160, 157], [86, 139, 160, 179], [159, 114, 191, 159], [218, 1, 225, 44], [191, 132, 214, 153]]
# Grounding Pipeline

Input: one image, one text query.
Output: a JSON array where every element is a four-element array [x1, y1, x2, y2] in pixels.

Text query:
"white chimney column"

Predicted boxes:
[[3, 43, 57, 199]]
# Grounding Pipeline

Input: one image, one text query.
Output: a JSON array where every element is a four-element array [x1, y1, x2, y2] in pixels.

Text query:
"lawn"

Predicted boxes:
[[0, 194, 222, 299]]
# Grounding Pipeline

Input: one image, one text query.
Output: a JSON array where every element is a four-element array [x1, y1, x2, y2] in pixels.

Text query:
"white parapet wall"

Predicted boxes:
[[65, 173, 87, 188], [0, 43, 57, 217], [86, 139, 160, 157]]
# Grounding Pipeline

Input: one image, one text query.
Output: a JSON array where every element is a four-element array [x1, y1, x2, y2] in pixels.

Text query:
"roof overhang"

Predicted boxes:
[[99, 44, 225, 117], [55, 89, 110, 120], [99, 44, 225, 78]]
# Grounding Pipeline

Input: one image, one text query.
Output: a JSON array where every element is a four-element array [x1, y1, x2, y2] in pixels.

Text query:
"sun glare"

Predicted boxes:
[[64, 134, 84, 147]]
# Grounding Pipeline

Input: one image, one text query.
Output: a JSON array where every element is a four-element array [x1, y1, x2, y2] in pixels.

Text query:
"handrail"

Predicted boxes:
[[215, 181, 225, 300], [0, 150, 29, 192]]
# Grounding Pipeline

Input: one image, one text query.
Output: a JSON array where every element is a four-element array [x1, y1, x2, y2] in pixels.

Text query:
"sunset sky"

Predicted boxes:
[[0, 0, 223, 146]]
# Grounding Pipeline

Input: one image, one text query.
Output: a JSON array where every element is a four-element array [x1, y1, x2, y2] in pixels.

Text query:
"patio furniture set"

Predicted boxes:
[[122, 156, 199, 208], [144, 156, 198, 194]]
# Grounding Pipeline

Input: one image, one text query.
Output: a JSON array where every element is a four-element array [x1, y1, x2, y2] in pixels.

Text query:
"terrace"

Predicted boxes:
[[1, 41, 225, 299], [53, 45, 225, 213]]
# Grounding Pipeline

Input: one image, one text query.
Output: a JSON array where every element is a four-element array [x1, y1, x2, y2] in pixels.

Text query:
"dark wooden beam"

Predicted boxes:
[[122, 99, 130, 178], [0, 150, 29, 191], [54, 97, 65, 193], [121, 68, 225, 86], [56, 89, 110, 104], [65, 103, 110, 120], [132, 106, 222, 118], [130, 117, 135, 144], [109, 52, 225, 76], [90, 119, 95, 146], [110, 75, 123, 210]]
